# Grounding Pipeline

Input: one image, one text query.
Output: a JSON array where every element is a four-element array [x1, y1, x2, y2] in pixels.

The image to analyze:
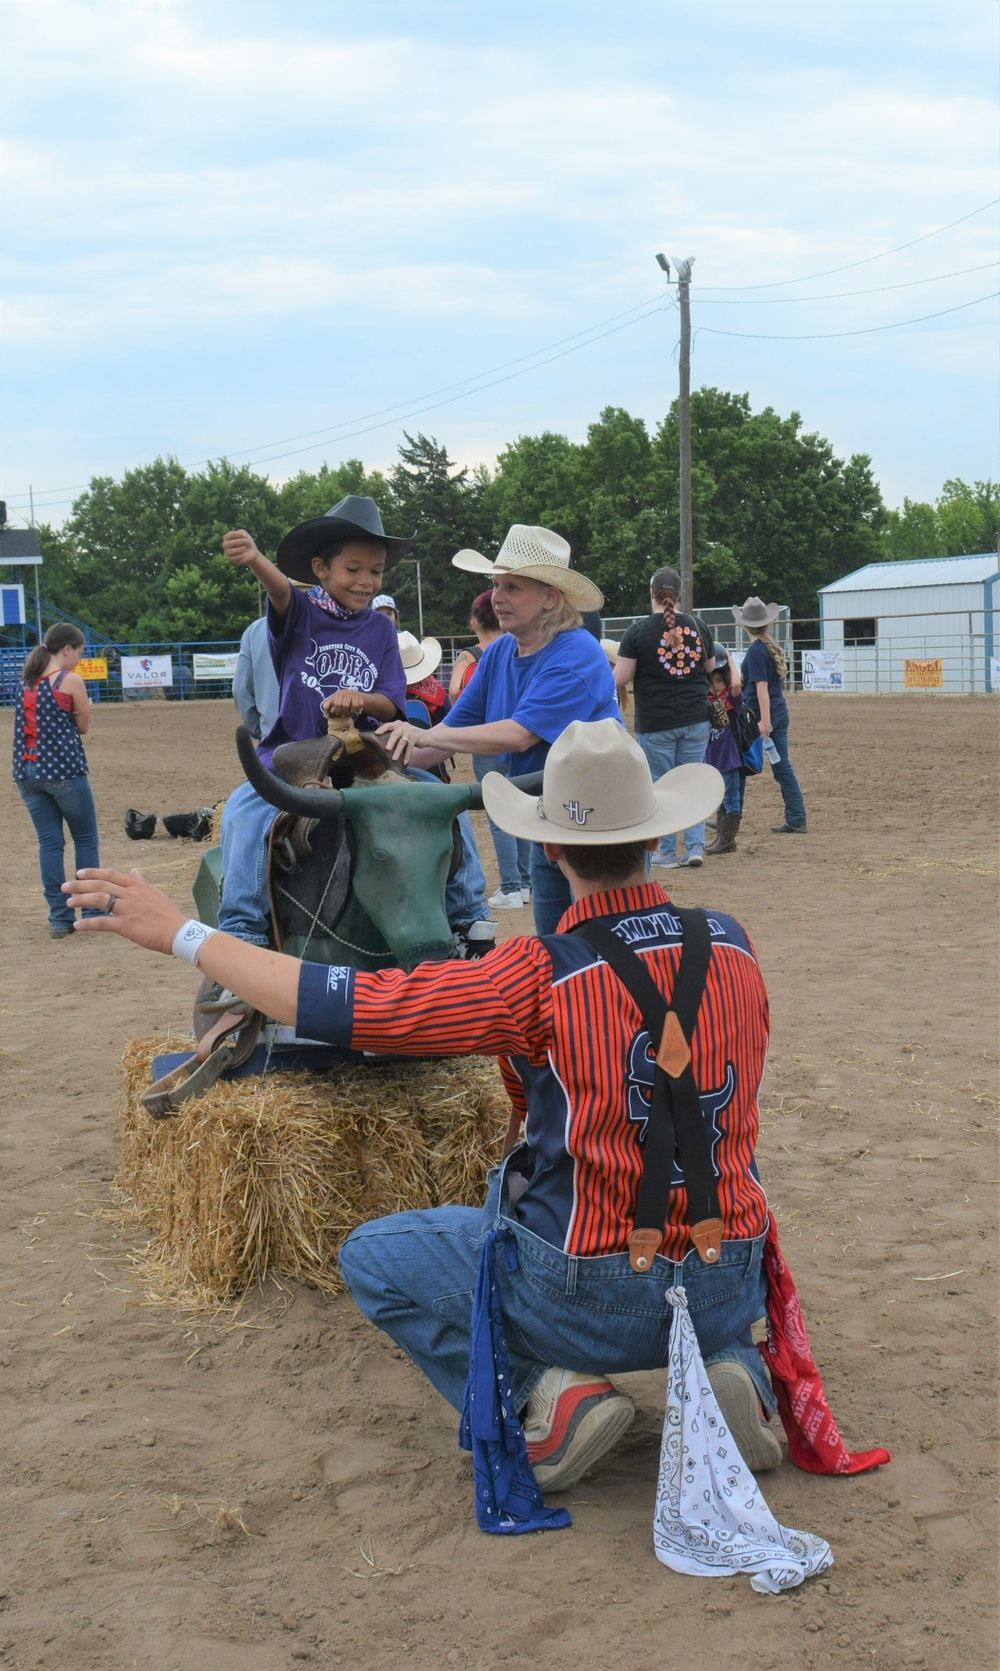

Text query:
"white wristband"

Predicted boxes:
[[172, 920, 218, 966]]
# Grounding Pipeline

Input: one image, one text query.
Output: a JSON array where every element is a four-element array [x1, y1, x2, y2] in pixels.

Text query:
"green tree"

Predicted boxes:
[[387, 433, 491, 634]]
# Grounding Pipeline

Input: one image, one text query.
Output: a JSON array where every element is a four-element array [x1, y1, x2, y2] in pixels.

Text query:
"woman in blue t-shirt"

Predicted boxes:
[[733, 597, 807, 834], [378, 525, 619, 934]]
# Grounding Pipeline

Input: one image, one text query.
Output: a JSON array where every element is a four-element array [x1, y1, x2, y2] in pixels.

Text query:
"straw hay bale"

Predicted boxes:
[[118, 1037, 510, 1303]]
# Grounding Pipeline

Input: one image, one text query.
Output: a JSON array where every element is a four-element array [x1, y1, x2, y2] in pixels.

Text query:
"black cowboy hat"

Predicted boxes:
[[275, 495, 417, 583]]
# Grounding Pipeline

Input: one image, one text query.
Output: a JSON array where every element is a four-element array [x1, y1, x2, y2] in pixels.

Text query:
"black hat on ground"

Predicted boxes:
[[275, 495, 417, 583]]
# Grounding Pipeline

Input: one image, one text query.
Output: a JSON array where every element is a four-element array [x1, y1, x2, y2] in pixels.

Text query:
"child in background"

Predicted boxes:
[[704, 653, 745, 856]]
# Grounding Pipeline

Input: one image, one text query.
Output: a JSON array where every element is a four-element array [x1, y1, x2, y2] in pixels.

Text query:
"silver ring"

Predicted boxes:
[[106, 893, 118, 914]]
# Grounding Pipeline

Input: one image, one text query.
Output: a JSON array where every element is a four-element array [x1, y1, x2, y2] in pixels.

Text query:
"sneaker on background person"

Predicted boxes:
[[487, 887, 525, 910], [707, 1360, 782, 1473]]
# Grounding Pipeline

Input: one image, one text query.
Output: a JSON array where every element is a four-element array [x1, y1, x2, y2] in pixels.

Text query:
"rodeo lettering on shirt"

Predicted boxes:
[[300, 638, 380, 697]]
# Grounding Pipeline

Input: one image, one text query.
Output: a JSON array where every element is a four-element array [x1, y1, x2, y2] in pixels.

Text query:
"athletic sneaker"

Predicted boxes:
[[651, 853, 680, 869], [683, 852, 704, 868], [487, 888, 525, 910], [454, 920, 497, 959], [524, 1368, 635, 1492], [707, 1360, 782, 1472]]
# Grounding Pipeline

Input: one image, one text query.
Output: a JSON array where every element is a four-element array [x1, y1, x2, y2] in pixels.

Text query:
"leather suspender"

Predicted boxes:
[[571, 909, 723, 1271]]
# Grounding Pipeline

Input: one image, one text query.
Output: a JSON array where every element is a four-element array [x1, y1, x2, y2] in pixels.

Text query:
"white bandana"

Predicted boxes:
[[653, 1288, 834, 1594]]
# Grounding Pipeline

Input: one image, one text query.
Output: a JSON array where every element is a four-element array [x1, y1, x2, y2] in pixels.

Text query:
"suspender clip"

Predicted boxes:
[[627, 1227, 663, 1272], [689, 1217, 724, 1265]]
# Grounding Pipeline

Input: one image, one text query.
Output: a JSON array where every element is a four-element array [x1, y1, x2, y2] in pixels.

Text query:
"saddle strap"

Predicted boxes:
[[572, 910, 722, 1267]]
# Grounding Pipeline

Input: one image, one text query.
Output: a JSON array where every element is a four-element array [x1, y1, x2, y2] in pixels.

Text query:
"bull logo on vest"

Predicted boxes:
[[562, 801, 594, 826], [626, 1037, 735, 1183]]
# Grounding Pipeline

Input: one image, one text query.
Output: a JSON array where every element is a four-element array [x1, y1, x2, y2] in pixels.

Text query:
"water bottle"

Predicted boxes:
[[762, 737, 780, 765]]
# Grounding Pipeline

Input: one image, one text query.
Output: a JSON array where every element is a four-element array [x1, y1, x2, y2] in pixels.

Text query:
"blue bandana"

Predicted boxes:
[[459, 1228, 573, 1537]]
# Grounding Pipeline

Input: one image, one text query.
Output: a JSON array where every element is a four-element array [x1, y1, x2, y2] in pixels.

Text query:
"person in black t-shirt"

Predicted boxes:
[[614, 567, 716, 867]]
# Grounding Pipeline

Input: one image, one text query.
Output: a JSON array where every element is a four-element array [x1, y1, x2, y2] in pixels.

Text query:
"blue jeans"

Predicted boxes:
[[217, 775, 492, 947], [721, 768, 743, 815], [340, 1152, 775, 1416], [636, 722, 712, 861], [18, 774, 101, 929], [473, 756, 531, 897], [768, 716, 807, 830], [530, 846, 572, 935]]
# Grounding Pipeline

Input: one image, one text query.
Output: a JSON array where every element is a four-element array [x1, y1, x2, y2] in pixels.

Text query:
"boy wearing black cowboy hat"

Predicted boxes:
[[214, 497, 495, 958]]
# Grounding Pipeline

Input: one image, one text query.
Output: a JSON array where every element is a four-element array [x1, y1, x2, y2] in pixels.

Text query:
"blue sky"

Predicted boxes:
[[2, 0, 998, 529]]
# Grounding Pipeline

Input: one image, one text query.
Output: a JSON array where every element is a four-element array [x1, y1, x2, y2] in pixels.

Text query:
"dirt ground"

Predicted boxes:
[[0, 694, 997, 1671]]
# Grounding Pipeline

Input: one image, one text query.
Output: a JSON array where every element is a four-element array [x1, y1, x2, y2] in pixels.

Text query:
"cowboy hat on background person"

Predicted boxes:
[[378, 525, 618, 934], [396, 631, 443, 686]]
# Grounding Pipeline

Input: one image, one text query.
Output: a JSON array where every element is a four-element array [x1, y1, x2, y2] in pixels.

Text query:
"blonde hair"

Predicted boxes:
[[535, 592, 583, 645], [746, 624, 788, 680]]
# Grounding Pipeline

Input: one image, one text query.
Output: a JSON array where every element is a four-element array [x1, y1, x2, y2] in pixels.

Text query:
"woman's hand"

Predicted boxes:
[[322, 688, 366, 720], [375, 719, 423, 763], [222, 529, 263, 567], [63, 868, 186, 954]]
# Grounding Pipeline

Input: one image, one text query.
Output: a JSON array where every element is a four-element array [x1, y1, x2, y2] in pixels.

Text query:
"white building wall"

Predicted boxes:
[[820, 580, 993, 693]]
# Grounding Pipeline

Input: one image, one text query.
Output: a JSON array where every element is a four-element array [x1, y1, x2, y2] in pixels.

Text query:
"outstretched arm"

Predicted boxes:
[[222, 529, 293, 619], [64, 868, 301, 1023]]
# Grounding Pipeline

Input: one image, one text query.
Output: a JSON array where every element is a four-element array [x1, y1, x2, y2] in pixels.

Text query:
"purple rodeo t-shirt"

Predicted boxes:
[[259, 587, 407, 767]]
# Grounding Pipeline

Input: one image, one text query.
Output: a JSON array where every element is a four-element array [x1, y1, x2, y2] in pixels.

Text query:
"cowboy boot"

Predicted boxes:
[[705, 812, 741, 854]]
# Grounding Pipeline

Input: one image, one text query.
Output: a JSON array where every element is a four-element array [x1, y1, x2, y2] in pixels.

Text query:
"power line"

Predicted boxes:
[[698, 197, 1000, 293], [695, 260, 999, 305], [694, 290, 999, 342], [4, 293, 670, 506]]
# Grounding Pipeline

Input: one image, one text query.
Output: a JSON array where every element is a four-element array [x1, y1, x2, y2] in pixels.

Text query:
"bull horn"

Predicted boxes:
[[464, 768, 544, 812], [236, 725, 345, 819]]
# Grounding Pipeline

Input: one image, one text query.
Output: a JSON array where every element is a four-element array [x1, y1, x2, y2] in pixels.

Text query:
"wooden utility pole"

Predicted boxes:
[[674, 258, 695, 614], [655, 253, 696, 612]]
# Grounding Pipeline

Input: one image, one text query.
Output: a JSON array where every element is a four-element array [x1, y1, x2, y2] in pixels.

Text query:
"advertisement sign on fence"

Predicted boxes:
[[801, 650, 844, 691], [121, 654, 173, 691], [903, 658, 944, 689], [990, 658, 1000, 693], [192, 652, 239, 681], [76, 657, 108, 681]]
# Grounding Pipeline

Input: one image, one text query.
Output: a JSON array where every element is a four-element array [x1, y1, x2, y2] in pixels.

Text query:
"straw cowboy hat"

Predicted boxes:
[[396, 631, 442, 684], [732, 596, 781, 628], [276, 496, 416, 583], [483, 718, 723, 846], [452, 525, 604, 613]]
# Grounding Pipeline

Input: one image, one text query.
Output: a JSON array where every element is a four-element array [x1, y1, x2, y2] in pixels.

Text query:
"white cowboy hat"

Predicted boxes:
[[600, 637, 621, 665], [452, 525, 604, 612], [483, 718, 723, 846], [732, 596, 781, 628], [397, 630, 442, 683]]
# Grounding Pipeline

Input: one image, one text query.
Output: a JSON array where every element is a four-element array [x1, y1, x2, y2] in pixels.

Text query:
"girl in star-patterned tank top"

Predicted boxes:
[[13, 624, 101, 938]]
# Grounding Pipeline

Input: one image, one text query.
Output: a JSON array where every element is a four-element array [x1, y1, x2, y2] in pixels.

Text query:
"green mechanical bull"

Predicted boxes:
[[193, 724, 542, 975]]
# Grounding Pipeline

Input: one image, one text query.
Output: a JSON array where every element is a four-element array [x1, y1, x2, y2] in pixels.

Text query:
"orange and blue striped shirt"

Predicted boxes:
[[296, 881, 770, 1261]]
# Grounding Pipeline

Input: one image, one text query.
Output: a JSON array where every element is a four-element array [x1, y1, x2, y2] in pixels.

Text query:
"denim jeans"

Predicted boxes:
[[768, 716, 807, 830], [529, 845, 572, 935], [473, 756, 531, 897], [721, 768, 743, 815], [217, 774, 492, 947], [18, 774, 100, 928], [340, 1151, 775, 1417], [636, 721, 712, 861]]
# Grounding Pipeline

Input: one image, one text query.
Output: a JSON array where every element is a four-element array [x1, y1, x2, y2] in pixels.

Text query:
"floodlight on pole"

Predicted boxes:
[[655, 253, 671, 277]]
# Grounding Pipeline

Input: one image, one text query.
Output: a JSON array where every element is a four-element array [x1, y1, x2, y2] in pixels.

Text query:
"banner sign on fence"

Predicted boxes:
[[121, 654, 173, 690], [903, 658, 944, 690], [801, 650, 844, 691], [76, 657, 108, 681], [192, 652, 239, 681], [990, 658, 1000, 693]]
